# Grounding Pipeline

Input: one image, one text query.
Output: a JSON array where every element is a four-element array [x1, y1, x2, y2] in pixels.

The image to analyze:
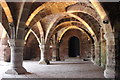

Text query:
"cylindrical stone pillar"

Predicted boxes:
[[104, 32, 115, 78], [94, 42, 101, 65], [39, 43, 49, 64], [52, 45, 57, 61], [52, 43, 60, 61], [91, 44, 95, 63], [56, 43, 60, 61], [5, 39, 27, 74]]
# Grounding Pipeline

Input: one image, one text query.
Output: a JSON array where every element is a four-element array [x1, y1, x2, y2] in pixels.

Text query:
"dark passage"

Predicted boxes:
[[68, 36, 80, 57]]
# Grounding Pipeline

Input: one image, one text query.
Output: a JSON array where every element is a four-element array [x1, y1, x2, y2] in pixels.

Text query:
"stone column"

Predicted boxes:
[[52, 43, 60, 61], [39, 43, 49, 64], [94, 42, 101, 65], [52, 45, 57, 61], [104, 32, 115, 78], [56, 43, 60, 61], [91, 44, 95, 63], [5, 39, 27, 74]]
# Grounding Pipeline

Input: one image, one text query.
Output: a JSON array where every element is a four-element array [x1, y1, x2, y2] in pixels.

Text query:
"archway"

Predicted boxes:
[[68, 36, 80, 57]]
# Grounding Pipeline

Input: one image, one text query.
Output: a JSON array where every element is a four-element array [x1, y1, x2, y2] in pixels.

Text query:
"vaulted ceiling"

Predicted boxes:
[[0, 0, 117, 44]]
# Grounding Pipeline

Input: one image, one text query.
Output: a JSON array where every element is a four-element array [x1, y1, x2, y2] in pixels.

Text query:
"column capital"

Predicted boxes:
[[104, 32, 115, 45], [8, 39, 25, 47], [39, 43, 45, 47], [5, 39, 28, 74], [39, 44, 45, 50], [104, 32, 114, 40]]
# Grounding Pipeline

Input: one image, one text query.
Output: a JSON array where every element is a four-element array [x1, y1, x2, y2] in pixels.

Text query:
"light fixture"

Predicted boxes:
[[103, 20, 109, 24]]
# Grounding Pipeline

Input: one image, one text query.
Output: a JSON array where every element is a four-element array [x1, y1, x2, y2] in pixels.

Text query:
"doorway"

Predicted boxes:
[[68, 36, 80, 57]]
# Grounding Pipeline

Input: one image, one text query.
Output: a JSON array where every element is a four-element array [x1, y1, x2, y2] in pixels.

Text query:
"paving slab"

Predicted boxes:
[[0, 60, 105, 79]]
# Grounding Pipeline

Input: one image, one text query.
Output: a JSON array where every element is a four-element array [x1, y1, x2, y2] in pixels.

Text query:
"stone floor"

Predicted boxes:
[[0, 59, 105, 79]]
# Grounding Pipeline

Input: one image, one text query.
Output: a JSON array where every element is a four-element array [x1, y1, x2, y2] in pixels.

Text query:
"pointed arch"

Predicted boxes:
[[58, 26, 91, 42], [36, 21, 44, 38], [25, 5, 45, 26], [25, 29, 41, 44], [90, 0, 113, 33], [0, 0, 13, 23], [45, 13, 97, 43]]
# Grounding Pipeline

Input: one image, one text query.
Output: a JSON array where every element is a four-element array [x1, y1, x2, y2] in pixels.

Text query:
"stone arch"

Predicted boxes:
[[66, 2, 101, 24], [0, 1, 114, 77], [25, 21, 44, 43], [25, 3, 46, 26], [44, 13, 100, 65], [71, 12, 101, 35], [26, 1, 114, 38], [89, 1, 115, 78], [59, 26, 93, 58], [0, 0, 13, 23], [44, 5, 101, 62], [26, 1, 103, 43], [43, 1, 115, 78], [45, 13, 98, 43], [26, 20, 48, 64], [66, 3, 115, 78], [36, 21, 44, 38], [45, 19, 96, 60], [24, 29, 40, 60], [53, 21, 93, 36], [50, 21, 95, 41], [26, 2, 76, 26], [0, 1, 13, 38], [59, 28, 92, 59], [45, 13, 70, 42], [58, 26, 92, 43], [25, 29, 41, 44]]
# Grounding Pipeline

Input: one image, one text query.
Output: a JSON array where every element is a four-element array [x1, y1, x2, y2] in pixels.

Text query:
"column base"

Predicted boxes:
[[91, 58, 94, 63], [5, 67, 28, 75], [104, 69, 115, 78], [56, 58, 61, 61], [39, 59, 50, 64], [52, 57, 57, 61], [52, 57, 61, 61], [94, 57, 100, 65], [52, 58, 57, 61]]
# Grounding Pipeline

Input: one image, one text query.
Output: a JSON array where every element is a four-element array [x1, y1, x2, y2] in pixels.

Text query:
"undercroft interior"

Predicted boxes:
[[0, 0, 120, 79]]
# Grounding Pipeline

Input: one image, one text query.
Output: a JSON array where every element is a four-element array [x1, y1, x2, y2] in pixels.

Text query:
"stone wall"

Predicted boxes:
[[23, 33, 40, 60], [59, 29, 92, 60]]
